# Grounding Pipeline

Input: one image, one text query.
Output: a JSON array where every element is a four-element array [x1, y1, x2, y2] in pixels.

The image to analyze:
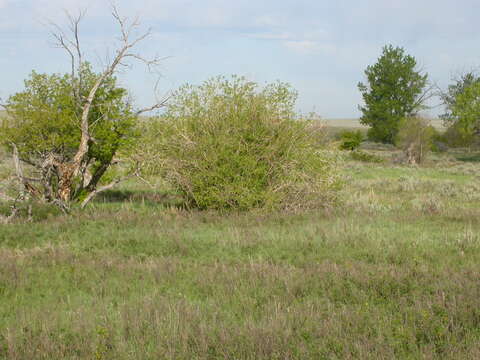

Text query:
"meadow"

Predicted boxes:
[[1, 135, 479, 359], [325, 118, 445, 130]]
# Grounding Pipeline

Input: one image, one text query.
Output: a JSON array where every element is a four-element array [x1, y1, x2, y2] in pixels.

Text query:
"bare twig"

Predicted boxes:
[[80, 171, 138, 209], [16, 3, 168, 208], [135, 95, 170, 116]]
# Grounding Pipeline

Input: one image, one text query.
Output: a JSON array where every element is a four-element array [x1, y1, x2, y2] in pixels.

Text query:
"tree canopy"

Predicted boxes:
[[439, 72, 480, 147], [449, 81, 480, 139], [358, 45, 429, 143], [2, 63, 136, 165], [1, 63, 138, 207]]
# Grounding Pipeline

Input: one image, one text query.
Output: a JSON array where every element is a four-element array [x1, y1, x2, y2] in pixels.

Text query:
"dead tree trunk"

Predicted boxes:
[[32, 5, 168, 209]]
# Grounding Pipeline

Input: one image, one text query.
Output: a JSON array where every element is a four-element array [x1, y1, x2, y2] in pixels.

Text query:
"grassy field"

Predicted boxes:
[[1, 144, 480, 359], [325, 118, 445, 129]]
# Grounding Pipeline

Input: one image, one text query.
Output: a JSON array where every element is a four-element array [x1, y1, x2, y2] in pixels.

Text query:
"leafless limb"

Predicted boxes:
[[80, 168, 140, 209], [11, 143, 42, 198], [413, 83, 436, 112], [46, 3, 168, 203], [135, 95, 170, 116], [2, 3, 168, 215]]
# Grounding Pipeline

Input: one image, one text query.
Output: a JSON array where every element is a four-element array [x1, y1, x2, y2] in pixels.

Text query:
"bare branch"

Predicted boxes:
[[80, 171, 138, 209], [71, 4, 159, 178], [135, 95, 170, 116], [35, 4, 168, 207], [12, 143, 24, 185], [67, 9, 86, 106]]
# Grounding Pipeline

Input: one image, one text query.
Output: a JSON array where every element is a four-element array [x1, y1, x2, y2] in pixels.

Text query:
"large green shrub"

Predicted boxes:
[[144, 76, 341, 211]]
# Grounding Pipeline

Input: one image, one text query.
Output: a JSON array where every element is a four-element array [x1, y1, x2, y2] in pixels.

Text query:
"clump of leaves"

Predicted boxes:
[[142, 75, 341, 211], [338, 130, 364, 150]]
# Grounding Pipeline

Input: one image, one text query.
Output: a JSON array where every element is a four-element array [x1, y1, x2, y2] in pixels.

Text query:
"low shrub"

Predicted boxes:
[[142, 76, 341, 211], [350, 150, 384, 163], [440, 123, 478, 149], [396, 117, 436, 164], [338, 130, 364, 150]]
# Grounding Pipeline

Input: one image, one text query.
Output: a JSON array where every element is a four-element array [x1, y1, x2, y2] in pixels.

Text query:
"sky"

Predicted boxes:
[[1, 0, 479, 118]]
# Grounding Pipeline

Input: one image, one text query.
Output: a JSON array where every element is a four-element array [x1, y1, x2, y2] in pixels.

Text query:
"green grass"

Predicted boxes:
[[1, 150, 480, 359], [325, 118, 445, 130]]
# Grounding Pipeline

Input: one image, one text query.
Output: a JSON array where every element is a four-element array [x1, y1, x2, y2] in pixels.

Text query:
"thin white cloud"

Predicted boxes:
[[246, 32, 292, 40], [1, 0, 480, 118], [284, 40, 320, 54]]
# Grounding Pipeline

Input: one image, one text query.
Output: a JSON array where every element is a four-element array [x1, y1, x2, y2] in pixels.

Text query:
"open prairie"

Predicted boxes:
[[1, 142, 479, 359], [325, 118, 445, 129], [2, 0, 479, 358]]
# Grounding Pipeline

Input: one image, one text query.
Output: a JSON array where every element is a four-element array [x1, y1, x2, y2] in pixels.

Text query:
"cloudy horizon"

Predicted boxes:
[[1, 0, 479, 118]]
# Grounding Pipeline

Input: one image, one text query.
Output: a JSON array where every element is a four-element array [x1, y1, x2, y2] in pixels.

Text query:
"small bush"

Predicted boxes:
[[396, 117, 436, 164], [350, 150, 384, 163], [338, 130, 364, 150], [440, 123, 478, 149], [143, 76, 341, 211]]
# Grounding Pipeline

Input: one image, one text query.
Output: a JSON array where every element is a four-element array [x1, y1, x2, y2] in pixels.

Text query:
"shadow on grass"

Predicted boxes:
[[94, 189, 185, 207], [0, 190, 187, 224], [455, 153, 480, 162]]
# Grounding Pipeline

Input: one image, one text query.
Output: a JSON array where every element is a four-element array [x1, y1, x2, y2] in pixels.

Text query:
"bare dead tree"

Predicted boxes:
[[52, 6, 167, 204], [3, 4, 169, 213]]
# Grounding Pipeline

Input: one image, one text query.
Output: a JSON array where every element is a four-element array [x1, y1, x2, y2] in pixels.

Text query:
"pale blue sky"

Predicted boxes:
[[1, 0, 479, 118]]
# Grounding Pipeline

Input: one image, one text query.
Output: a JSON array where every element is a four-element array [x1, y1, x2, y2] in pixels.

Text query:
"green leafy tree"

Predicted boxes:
[[439, 72, 480, 147], [358, 45, 429, 143], [1, 64, 138, 208], [449, 81, 480, 139], [0, 8, 164, 213], [439, 72, 480, 125], [141, 75, 341, 211]]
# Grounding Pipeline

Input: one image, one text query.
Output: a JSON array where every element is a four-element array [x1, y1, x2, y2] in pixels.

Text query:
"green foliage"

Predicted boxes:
[[338, 130, 364, 150], [350, 150, 384, 163], [440, 72, 480, 126], [0, 63, 137, 199], [358, 45, 429, 144], [440, 124, 477, 149], [439, 72, 480, 148], [144, 75, 341, 211], [396, 117, 436, 164], [2, 152, 480, 359], [449, 81, 480, 141]]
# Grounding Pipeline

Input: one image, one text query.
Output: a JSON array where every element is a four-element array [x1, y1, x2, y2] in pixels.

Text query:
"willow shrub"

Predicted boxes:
[[145, 76, 341, 211]]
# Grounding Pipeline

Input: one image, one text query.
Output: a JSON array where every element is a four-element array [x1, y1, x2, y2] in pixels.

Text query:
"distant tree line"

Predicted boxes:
[[0, 7, 479, 221], [357, 44, 480, 163]]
